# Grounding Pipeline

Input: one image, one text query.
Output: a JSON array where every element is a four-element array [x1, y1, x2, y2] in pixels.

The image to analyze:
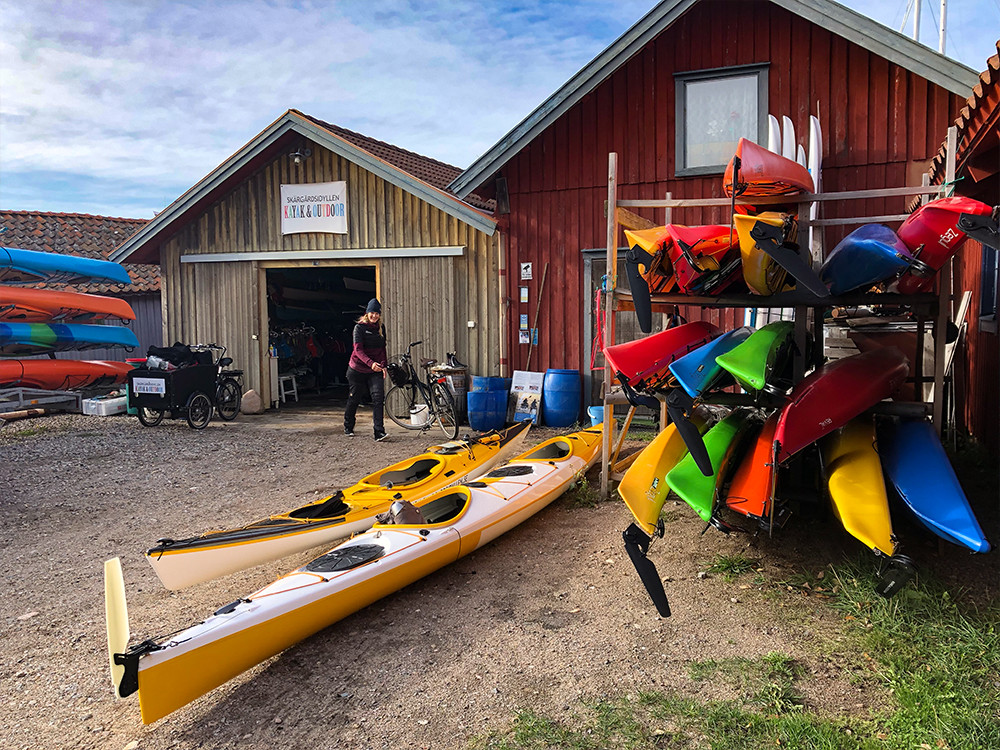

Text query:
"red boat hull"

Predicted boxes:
[[0, 359, 133, 389], [724, 138, 814, 197], [0, 287, 136, 323], [604, 321, 720, 390], [774, 347, 909, 463], [664, 225, 740, 294], [725, 414, 778, 522], [894, 197, 993, 294]]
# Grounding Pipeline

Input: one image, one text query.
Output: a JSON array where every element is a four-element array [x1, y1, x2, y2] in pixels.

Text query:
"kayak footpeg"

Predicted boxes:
[[113, 639, 160, 698]]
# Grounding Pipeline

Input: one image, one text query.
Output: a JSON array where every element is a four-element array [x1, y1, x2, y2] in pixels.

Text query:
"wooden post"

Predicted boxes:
[[601, 153, 619, 499]]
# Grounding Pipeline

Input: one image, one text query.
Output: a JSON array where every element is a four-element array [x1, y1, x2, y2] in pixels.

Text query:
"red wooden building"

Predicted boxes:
[[450, 0, 978, 386], [925, 42, 1000, 452]]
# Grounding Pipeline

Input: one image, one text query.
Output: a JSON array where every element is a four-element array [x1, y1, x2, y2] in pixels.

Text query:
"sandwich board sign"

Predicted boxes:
[[509, 370, 543, 424]]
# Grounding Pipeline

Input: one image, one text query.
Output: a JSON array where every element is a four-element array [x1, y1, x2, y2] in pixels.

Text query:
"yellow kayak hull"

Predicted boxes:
[[822, 417, 895, 556], [618, 417, 707, 536], [733, 212, 794, 295]]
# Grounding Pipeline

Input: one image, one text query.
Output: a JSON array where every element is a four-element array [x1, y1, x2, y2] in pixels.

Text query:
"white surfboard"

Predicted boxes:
[[768, 114, 781, 154], [796, 144, 807, 168], [782, 116, 796, 160], [807, 115, 824, 260]]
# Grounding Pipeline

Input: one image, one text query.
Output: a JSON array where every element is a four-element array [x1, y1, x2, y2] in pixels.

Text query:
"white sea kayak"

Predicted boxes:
[[106, 426, 603, 724], [145, 421, 531, 589]]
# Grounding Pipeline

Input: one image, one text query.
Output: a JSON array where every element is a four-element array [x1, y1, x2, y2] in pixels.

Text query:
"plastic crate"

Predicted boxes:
[[82, 396, 128, 416]]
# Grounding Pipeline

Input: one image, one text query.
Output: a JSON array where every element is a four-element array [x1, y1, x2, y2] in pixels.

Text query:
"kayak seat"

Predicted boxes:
[[379, 459, 439, 488], [419, 492, 468, 524], [288, 492, 350, 520], [521, 439, 571, 461]]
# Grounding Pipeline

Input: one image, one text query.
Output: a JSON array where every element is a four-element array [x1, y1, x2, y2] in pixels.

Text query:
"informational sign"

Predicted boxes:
[[520, 262, 532, 280], [510, 369, 543, 424], [519, 314, 528, 330], [132, 377, 166, 395], [520, 286, 529, 303], [519, 330, 530, 345], [280, 181, 347, 235]]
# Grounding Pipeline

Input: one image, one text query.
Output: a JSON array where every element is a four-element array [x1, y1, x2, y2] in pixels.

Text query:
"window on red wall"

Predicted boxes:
[[674, 64, 769, 177]]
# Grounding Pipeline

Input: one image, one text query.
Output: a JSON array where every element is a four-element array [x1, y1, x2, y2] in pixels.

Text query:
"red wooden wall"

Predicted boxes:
[[495, 0, 966, 373]]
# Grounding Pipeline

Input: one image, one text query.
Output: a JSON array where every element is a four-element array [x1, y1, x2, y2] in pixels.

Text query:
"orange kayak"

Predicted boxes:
[[724, 413, 778, 525], [0, 287, 135, 323], [724, 138, 814, 197], [0, 359, 133, 389]]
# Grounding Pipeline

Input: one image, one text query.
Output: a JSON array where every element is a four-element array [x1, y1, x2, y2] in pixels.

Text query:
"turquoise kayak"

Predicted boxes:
[[0, 246, 132, 286], [0, 322, 139, 355]]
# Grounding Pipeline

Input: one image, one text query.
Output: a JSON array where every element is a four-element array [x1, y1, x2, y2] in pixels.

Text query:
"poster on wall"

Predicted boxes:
[[509, 369, 543, 424], [280, 181, 348, 235]]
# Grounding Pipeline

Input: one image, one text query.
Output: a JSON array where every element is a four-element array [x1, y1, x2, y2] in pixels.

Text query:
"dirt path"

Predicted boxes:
[[1, 403, 993, 749]]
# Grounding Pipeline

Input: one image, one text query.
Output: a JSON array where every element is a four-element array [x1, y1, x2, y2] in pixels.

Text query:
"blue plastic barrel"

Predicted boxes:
[[542, 369, 581, 427], [470, 376, 507, 392], [467, 390, 506, 431]]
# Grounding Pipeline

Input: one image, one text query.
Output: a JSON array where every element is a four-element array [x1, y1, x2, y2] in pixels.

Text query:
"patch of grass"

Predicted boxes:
[[688, 652, 804, 714], [4, 425, 49, 439], [705, 553, 760, 582], [566, 477, 603, 508]]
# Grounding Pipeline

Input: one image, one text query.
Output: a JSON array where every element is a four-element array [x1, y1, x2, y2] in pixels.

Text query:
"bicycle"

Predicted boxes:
[[384, 341, 459, 439], [195, 343, 243, 421]]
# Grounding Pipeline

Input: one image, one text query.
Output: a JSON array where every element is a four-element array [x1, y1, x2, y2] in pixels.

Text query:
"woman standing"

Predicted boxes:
[[344, 298, 388, 441]]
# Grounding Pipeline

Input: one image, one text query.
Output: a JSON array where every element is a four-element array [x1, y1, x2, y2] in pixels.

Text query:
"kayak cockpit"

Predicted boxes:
[[376, 489, 471, 527], [519, 439, 572, 461]]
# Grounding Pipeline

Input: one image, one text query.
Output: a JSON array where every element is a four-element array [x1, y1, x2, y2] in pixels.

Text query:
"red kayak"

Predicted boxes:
[[0, 359, 133, 389], [774, 347, 909, 464], [894, 196, 994, 294], [604, 321, 719, 391], [0, 287, 136, 323], [724, 413, 778, 524], [724, 138, 814, 197], [664, 224, 741, 294]]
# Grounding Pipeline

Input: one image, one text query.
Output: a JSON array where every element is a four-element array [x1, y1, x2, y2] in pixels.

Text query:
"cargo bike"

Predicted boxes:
[[127, 343, 242, 430]]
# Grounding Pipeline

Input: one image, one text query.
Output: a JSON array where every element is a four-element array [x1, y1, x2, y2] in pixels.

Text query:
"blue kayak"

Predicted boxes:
[[819, 224, 912, 295], [880, 419, 990, 553], [0, 246, 132, 286], [669, 326, 754, 398], [0, 322, 139, 355]]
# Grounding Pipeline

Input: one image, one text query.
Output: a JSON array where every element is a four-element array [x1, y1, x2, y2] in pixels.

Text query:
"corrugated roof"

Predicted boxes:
[[0, 210, 158, 294]]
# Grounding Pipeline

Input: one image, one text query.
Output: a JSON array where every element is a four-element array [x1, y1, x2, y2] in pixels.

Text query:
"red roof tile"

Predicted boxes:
[[0, 211, 159, 294]]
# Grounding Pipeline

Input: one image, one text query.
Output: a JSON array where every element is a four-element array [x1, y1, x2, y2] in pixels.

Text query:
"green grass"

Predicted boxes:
[[472, 560, 1000, 750], [705, 553, 761, 582], [565, 477, 603, 508]]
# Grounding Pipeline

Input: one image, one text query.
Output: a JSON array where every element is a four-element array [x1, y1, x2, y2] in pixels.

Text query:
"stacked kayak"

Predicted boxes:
[[107, 426, 602, 724], [145, 421, 532, 589], [0, 359, 133, 389], [1, 246, 132, 285], [0, 322, 139, 355], [0, 287, 135, 323], [819, 224, 914, 295]]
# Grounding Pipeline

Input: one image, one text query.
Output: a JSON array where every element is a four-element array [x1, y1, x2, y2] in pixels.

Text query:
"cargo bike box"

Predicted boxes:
[[128, 363, 218, 429]]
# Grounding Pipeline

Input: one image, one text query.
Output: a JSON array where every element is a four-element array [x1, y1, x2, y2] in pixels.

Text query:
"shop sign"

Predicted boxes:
[[280, 181, 347, 235]]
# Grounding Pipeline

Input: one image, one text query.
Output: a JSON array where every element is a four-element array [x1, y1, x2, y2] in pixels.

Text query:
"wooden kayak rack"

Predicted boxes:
[[598, 128, 962, 498]]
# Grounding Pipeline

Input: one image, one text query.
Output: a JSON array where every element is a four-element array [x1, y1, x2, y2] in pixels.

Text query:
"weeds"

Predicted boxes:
[[705, 553, 760, 581]]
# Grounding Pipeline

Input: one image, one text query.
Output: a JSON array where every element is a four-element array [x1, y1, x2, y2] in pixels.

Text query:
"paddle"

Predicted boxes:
[[624, 247, 655, 333], [666, 388, 714, 476], [957, 211, 1000, 251], [623, 523, 671, 617], [749, 221, 831, 298]]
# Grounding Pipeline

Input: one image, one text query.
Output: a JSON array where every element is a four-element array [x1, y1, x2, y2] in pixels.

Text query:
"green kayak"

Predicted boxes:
[[666, 409, 755, 522], [714, 321, 795, 394]]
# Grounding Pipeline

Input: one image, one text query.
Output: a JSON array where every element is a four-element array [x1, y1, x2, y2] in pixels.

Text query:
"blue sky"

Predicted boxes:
[[1, 0, 997, 219]]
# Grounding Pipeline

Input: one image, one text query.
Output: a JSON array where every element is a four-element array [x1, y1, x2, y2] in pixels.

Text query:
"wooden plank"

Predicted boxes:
[[869, 54, 889, 164], [616, 206, 657, 232]]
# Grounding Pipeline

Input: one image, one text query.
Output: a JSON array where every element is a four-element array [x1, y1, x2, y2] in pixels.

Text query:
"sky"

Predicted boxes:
[[1, 0, 997, 220]]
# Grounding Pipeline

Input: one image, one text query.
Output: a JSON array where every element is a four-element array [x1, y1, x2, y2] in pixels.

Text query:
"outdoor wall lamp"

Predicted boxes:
[[290, 147, 312, 164]]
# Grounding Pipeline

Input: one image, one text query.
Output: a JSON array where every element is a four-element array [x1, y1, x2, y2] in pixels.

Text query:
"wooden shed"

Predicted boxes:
[[924, 42, 1000, 453], [449, 0, 980, 393], [0, 210, 161, 359], [111, 110, 499, 406]]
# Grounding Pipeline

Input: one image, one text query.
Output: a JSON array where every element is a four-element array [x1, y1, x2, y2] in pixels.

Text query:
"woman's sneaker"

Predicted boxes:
[[374, 431, 388, 442], [344, 427, 355, 437]]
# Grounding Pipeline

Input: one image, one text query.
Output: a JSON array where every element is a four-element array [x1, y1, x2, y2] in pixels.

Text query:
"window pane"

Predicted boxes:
[[684, 74, 757, 168]]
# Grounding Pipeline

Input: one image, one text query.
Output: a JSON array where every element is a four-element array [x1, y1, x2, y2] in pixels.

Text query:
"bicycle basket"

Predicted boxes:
[[386, 359, 410, 386]]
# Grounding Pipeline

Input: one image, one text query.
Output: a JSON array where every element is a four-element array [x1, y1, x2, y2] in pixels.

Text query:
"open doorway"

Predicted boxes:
[[266, 266, 376, 403]]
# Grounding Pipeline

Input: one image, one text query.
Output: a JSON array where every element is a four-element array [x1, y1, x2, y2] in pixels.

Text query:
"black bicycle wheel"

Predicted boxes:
[[185, 391, 213, 430], [136, 406, 164, 427], [216, 378, 241, 421], [385, 384, 430, 431], [431, 382, 459, 439]]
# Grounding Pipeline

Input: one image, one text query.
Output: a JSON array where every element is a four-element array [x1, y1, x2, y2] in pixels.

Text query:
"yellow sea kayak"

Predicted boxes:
[[145, 421, 531, 589], [733, 212, 795, 295]]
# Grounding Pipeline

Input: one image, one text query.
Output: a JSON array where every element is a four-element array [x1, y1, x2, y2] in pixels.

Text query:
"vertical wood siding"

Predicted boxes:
[[499, 0, 964, 373], [160, 142, 499, 397]]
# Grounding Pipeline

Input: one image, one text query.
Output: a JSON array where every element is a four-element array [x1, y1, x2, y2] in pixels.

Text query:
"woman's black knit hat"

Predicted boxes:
[[366, 298, 382, 314]]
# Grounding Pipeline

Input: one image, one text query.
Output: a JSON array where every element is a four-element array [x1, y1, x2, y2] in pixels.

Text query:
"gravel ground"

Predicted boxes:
[[1, 399, 995, 750]]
